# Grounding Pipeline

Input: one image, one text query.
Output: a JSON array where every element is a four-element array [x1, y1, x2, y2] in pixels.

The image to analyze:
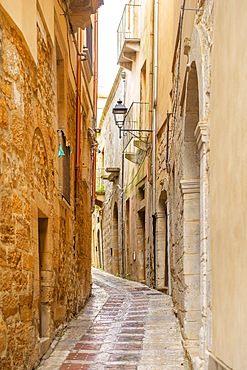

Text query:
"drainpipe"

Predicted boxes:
[[75, 29, 82, 202], [93, 12, 99, 125], [121, 151, 125, 277], [152, 0, 158, 288], [121, 73, 127, 277], [167, 201, 172, 295], [91, 12, 99, 211]]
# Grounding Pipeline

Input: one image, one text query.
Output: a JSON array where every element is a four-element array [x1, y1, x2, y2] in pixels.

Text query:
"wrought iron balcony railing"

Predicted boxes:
[[123, 102, 150, 151], [117, 3, 141, 70]]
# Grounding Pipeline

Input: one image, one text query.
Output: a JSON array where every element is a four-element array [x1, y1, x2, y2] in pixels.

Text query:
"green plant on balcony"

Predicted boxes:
[[96, 184, 105, 194]]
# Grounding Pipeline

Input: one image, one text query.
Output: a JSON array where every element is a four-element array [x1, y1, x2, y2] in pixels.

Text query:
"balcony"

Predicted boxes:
[[117, 3, 141, 70], [123, 102, 150, 151], [95, 167, 105, 207], [95, 167, 120, 206], [96, 168, 105, 195], [68, 0, 103, 29]]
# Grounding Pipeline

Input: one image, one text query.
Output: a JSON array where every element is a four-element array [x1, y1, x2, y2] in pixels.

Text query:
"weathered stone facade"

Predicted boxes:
[[149, 2, 213, 368], [94, 1, 247, 369], [0, 0, 101, 368], [93, 71, 124, 276], [94, 0, 212, 369]]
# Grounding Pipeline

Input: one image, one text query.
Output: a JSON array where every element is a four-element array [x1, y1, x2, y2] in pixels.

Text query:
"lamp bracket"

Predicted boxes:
[[119, 128, 152, 139], [121, 129, 153, 133], [181, 7, 202, 11]]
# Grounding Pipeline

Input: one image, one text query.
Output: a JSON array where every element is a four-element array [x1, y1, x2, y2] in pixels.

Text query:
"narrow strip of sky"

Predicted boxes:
[[98, 0, 126, 95]]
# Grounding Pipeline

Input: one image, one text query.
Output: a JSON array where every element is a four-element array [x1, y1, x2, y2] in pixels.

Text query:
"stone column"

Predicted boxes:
[[180, 179, 201, 354], [195, 121, 211, 365], [156, 211, 167, 291]]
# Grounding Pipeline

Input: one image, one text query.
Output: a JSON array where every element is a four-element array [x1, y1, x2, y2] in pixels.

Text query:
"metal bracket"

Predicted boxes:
[[78, 51, 88, 61], [181, 7, 202, 11]]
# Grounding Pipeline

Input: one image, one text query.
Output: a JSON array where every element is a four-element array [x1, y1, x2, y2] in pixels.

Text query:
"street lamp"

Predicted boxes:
[[112, 100, 128, 138], [113, 100, 153, 139], [112, 100, 154, 279]]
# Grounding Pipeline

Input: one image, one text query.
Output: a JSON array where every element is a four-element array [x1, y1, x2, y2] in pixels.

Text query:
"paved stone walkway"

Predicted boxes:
[[37, 268, 190, 370]]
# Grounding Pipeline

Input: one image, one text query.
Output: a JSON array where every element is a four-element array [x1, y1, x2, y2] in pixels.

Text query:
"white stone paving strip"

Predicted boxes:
[[36, 268, 190, 370]]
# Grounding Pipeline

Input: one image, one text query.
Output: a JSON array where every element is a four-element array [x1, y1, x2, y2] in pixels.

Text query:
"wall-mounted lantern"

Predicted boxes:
[[112, 100, 128, 138]]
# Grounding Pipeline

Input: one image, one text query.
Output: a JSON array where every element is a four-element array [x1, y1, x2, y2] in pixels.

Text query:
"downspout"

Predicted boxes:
[[91, 12, 99, 211], [152, 0, 158, 288], [121, 73, 126, 278], [93, 12, 99, 127], [121, 151, 125, 277], [100, 211, 104, 269], [167, 202, 172, 295], [75, 28, 82, 202]]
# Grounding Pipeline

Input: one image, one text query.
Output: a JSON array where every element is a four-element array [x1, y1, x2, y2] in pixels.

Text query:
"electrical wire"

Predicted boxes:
[[57, 0, 95, 120], [57, 1, 81, 96], [65, 16, 77, 84], [166, 0, 186, 172]]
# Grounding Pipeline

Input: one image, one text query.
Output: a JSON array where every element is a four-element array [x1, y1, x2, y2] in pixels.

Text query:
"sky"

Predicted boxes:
[[98, 0, 126, 95]]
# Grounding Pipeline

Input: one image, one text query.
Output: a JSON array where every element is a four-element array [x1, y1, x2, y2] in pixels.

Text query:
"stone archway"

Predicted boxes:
[[180, 62, 201, 355], [184, 23, 211, 367]]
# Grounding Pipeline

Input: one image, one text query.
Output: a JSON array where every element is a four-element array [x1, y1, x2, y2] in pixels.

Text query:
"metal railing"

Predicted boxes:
[[123, 102, 149, 150], [117, 3, 141, 61]]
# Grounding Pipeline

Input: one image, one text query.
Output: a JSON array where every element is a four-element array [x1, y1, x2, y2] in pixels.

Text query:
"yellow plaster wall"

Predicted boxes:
[[1, 0, 37, 61], [157, 0, 197, 130], [210, 1, 247, 369], [38, 0, 55, 45]]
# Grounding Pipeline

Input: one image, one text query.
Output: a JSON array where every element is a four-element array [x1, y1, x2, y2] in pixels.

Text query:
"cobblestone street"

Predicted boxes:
[[37, 268, 189, 370]]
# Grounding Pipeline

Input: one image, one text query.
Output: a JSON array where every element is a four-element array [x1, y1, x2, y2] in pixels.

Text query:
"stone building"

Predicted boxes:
[[94, 1, 155, 286], [94, 0, 247, 369], [0, 0, 102, 368], [92, 70, 124, 275], [209, 2, 247, 369], [156, 2, 212, 367]]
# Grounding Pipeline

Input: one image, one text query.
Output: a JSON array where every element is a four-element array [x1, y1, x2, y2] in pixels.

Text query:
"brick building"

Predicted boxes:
[[0, 0, 102, 368]]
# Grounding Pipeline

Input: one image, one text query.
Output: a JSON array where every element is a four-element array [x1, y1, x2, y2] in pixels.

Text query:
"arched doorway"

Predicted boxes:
[[180, 62, 201, 351]]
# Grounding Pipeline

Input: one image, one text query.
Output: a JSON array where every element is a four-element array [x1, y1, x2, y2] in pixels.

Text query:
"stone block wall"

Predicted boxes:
[[0, 5, 92, 369], [156, 1, 213, 367]]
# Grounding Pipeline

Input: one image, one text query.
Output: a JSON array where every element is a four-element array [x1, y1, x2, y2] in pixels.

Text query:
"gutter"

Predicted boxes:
[[152, 0, 158, 288], [91, 11, 99, 211], [75, 28, 82, 202]]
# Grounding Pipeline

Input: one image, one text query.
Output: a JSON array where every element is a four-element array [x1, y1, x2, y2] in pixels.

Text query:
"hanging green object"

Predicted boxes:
[[58, 143, 65, 157]]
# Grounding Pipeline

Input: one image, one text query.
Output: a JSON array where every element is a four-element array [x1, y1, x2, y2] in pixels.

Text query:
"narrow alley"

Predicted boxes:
[[37, 268, 189, 370]]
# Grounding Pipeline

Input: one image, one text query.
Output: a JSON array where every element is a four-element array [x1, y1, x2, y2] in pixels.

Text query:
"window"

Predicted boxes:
[[61, 132, 71, 204], [86, 25, 93, 63], [56, 39, 71, 204]]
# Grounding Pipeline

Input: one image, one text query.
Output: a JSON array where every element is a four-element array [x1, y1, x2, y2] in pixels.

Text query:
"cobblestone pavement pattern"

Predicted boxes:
[[37, 268, 190, 370]]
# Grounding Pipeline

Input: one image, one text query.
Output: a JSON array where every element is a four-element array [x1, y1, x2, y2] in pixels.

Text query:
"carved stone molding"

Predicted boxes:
[[156, 211, 166, 219], [195, 120, 209, 150], [184, 37, 191, 56], [180, 179, 200, 195]]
